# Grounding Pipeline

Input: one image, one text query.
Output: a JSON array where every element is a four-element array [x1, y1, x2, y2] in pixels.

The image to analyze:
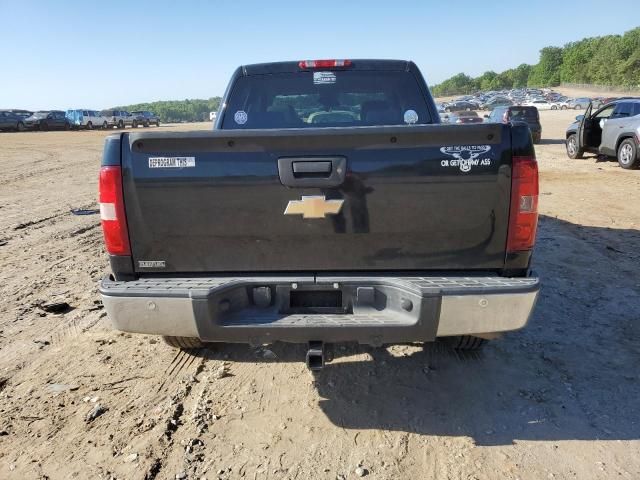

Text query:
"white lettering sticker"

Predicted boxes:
[[148, 157, 195, 169], [439, 145, 492, 173], [234, 110, 248, 124], [138, 260, 166, 268], [313, 71, 336, 85]]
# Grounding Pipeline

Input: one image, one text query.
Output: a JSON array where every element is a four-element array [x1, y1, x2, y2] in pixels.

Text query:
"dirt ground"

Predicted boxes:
[[0, 111, 639, 480]]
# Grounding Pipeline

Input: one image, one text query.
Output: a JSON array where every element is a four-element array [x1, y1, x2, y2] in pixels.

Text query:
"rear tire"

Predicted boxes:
[[447, 335, 486, 350], [162, 336, 206, 349], [102, 121, 108, 129], [117, 120, 124, 129], [86, 121, 93, 130], [566, 134, 584, 159], [17, 121, 25, 132], [617, 138, 639, 169]]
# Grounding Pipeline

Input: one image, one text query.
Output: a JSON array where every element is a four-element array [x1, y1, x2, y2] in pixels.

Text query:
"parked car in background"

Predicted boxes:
[[525, 99, 558, 111], [0, 110, 28, 131], [565, 98, 640, 169], [24, 111, 70, 131], [566, 98, 591, 110], [101, 110, 137, 129], [443, 100, 478, 112], [8, 109, 33, 118], [557, 98, 571, 109], [442, 111, 483, 124], [131, 111, 160, 127], [481, 97, 513, 109], [485, 105, 542, 143], [66, 109, 108, 130]]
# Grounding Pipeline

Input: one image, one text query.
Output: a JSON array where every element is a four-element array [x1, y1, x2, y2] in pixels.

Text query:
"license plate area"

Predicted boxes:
[[290, 290, 342, 309], [277, 285, 349, 314]]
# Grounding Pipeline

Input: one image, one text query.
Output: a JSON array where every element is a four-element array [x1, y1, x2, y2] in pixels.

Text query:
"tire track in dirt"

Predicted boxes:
[[12, 212, 66, 231], [140, 351, 209, 479]]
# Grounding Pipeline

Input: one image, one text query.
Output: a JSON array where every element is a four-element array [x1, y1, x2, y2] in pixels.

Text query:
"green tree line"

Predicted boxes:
[[432, 27, 640, 96], [115, 97, 222, 123]]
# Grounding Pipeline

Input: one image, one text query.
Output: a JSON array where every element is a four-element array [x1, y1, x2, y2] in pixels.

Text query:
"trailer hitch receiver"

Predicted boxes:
[[306, 341, 325, 371]]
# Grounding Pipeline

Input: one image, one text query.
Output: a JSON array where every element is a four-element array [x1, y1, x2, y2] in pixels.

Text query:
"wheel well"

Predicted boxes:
[[616, 135, 635, 152], [566, 131, 577, 139]]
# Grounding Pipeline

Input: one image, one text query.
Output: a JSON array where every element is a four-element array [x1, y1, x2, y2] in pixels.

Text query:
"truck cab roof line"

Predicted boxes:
[[241, 59, 411, 76]]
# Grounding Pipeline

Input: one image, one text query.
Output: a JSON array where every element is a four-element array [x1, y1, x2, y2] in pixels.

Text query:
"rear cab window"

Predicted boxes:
[[221, 70, 432, 129], [508, 107, 539, 121]]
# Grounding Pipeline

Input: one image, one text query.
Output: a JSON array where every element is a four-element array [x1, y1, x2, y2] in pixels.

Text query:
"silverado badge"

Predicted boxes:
[[284, 196, 344, 219]]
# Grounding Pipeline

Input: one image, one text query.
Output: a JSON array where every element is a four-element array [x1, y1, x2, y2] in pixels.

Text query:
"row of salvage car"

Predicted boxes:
[[0, 109, 160, 131]]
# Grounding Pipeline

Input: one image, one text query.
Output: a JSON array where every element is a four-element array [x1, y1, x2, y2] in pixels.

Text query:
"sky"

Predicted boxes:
[[1, 1, 639, 110]]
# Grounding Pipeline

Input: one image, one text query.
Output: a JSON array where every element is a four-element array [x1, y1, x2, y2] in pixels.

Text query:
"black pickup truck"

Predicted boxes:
[[99, 59, 540, 368]]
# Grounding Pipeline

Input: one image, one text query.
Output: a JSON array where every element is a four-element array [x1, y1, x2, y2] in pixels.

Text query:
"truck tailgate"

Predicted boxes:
[[121, 124, 511, 273]]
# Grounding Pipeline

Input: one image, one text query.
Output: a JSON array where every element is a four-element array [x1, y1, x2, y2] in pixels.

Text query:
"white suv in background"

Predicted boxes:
[[100, 110, 137, 129], [524, 99, 559, 111], [66, 110, 109, 130]]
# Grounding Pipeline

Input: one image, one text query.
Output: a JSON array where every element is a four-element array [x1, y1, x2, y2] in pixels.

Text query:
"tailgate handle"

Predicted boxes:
[[278, 157, 347, 188], [293, 161, 332, 176]]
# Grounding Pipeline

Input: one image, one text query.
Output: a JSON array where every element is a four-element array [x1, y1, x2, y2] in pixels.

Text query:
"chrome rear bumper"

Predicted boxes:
[[100, 274, 539, 345]]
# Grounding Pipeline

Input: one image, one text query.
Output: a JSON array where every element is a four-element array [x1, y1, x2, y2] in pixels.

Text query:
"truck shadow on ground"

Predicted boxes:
[[576, 153, 623, 166], [202, 215, 640, 446], [538, 138, 566, 145]]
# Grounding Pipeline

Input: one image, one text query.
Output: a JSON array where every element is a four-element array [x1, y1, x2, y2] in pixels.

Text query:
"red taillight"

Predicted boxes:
[[99, 166, 130, 256], [298, 59, 352, 69], [507, 156, 539, 253]]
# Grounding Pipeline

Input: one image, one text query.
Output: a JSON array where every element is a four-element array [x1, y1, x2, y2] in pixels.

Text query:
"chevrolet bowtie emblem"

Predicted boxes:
[[284, 196, 344, 219]]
